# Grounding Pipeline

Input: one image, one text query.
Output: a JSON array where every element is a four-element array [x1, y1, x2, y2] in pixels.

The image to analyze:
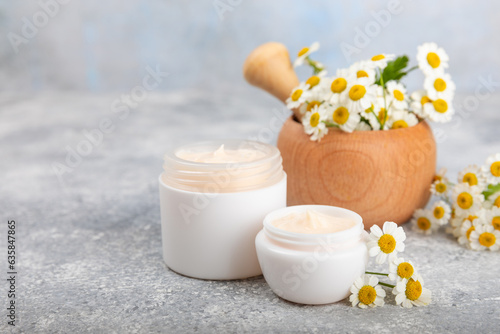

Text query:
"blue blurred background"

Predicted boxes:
[[1, 0, 498, 94]]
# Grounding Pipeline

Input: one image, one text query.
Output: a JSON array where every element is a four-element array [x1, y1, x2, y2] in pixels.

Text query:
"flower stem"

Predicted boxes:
[[378, 282, 395, 288], [306, 56, 324, 75], [365, 271, 389, 277]]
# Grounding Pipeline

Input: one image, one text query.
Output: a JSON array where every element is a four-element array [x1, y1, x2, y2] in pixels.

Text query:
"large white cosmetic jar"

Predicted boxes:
[[159, 140, 286, 280], [255, 205, 368, 304]]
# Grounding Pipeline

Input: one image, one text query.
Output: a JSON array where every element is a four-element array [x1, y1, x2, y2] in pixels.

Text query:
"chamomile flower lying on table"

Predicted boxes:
[[288, 42, 455, 141], [412, 152, 500, 251], [350, 222, 431, 309]]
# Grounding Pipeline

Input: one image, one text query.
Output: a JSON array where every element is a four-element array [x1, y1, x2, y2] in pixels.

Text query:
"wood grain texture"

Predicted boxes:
[[243, 42, 301, 119], [277, 117, 436, 229]]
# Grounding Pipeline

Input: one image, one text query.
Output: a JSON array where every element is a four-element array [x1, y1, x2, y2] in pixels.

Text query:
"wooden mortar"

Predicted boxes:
[[243, 42, 436, 229]]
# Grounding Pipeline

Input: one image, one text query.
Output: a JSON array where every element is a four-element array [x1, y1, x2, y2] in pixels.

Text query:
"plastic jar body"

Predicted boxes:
[[159, 140, 286, 280], [255, 205, 368, 304]]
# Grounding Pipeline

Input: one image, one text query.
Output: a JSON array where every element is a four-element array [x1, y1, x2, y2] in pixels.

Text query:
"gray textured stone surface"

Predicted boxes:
[[1, 90, 500, 333]]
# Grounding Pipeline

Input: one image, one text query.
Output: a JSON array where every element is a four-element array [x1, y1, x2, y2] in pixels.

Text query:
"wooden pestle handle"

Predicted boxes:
[[243, 42, 301, 120]]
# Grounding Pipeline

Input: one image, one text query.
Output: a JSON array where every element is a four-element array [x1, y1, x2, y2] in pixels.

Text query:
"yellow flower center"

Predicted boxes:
[[405, 279, 422, 301], [357, 70, 369, 78], [421, 96, 432, 105], [466, 225, 475, 240], [378, 234, 396, 254], [393, 89, 405, 101], [479, 232, 496, 247], [435, 182, 447, 193], [462, 172, 478, 186], [433, 207, 445, 219], [310, 112, 320, 127], [465, 215, 477, 223], [427, 52, 441, 68], [434, 78, 447, 92], [494, 196, 500, 208], [433, 175, 443, 182], [378, 108, 387, 122], [397, 262, 414, 279], [371, 54, 385, 61], [432, 99, 448, 113], [307, 101, 321, 112], [358, 285, 377, 305], [333, 107, 350, 125], [298, 47, 309, 57], [417, 217, 431, 231], [457, 192, 473, 209], [306, 75, 320, 89], [291, 89, 303, 102], [490, 161, 500, 177], [349, 85, 366, 101], [331, 78, 347, 93], [491, 217, 500, 230], [392, 120, 408, 129]]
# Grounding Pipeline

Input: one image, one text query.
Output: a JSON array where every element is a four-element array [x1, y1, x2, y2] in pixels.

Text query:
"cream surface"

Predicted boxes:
[[272, 210, 356, 234], [176, 145, 266, 163]]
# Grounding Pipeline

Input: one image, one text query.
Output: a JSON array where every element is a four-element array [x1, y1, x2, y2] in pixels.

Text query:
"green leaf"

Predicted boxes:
[[376, 55, 410, 86], [482, 183, 500, 200]]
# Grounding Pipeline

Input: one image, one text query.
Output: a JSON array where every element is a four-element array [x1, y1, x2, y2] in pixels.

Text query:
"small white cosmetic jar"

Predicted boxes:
[[159, 140, 286, 280], [255, 205, 368, 305]]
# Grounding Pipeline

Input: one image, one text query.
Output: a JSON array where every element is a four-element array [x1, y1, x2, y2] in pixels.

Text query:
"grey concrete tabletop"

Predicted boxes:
[[1, 89, 499, 333]]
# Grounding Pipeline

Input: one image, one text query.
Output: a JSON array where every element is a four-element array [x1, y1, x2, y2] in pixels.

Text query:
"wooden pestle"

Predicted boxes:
[[243, 42, 302, 120]]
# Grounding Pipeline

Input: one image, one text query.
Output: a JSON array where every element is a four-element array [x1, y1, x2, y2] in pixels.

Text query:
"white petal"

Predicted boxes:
[[369, 246, 381, 257], [376, 252, 388, 264], [395, 292, 405, 305], [374, 297, 385, 307], [370, 225, 383, 237], [368, 276, 379, 286], [402, 299, 413, 308], [383, 221, 397, 234]]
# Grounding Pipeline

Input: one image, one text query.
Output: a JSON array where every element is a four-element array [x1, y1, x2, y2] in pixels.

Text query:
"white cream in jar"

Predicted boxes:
[[159, 140, 286, 280], [255, 205, 368, 305]]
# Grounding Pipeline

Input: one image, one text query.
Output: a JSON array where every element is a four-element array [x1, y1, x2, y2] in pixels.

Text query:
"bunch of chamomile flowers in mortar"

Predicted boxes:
[[287, 42, 454, 141]]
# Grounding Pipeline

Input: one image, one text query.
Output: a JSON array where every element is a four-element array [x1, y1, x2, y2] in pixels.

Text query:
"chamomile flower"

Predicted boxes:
[[469, 223, 500, 251], [485, 191, 500, 209], [345, 77, 377, 113], [411, 209, 438, 235], [452, 183, 484, 216], [327, 68, 355, 99], [448, 212, 483, 237], [484, 207, 500, 231], [482, 153, 500, 185], [328, 100, 361, 133], [304, 72, 328, 92], [389, 257, 418, 282], [286, 83, 310, 109], [410, 90, 433, 118], [294, 42, 320, 67], [423, 97, 454, 123], [457, 165, 487, 191], [369, 53, 395, 69], [349, 275, 386, 308], [362, 97, 387, 130], [392, 274, 431, 308], [367, 221, 406, 264], [302, 104, 328, 141], [430, 200, 452, 226], [430, 178, 449, 197], [424, 72, 456, 100], [386, 110, 418, 130], [386, 81, 409, 110], [299, 89, 325, 115], [349, 61, 376, 84], [457, 217, 483, 248], [416, 42, 449, 75]]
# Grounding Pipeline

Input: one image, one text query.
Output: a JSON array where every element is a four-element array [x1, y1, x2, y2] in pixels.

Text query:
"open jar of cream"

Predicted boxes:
[[159, 140, 286, 280], [255, 205, 367, 304]]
